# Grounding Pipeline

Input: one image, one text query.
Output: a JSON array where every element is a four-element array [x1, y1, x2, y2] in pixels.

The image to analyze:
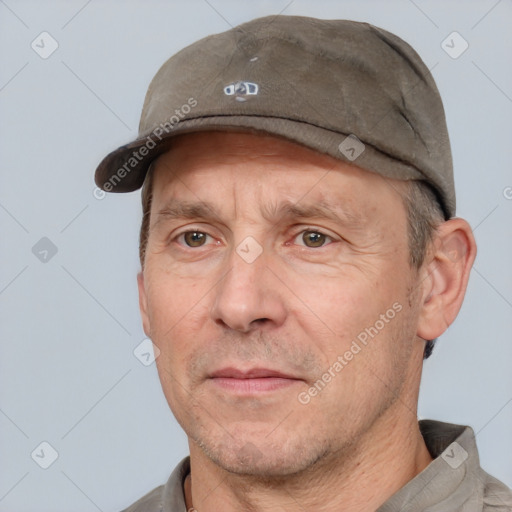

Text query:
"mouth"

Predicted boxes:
[[208, 367, 304, 394]]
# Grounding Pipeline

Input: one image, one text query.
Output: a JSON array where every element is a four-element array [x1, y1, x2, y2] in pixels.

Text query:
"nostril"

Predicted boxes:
[[249, 318, 270, 329], [215, 317, 269, 332]]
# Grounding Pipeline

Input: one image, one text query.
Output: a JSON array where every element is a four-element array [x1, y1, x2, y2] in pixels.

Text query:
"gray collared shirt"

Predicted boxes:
[[121, 420, 512, 511]]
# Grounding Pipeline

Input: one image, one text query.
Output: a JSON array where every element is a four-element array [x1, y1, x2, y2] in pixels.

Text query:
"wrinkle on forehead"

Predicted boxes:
[[152, 131, 349, 182]]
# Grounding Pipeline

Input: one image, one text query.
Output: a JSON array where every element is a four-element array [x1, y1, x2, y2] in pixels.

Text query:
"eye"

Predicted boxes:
[[177, 230, 211, 247], [294, 230, 332, 248]]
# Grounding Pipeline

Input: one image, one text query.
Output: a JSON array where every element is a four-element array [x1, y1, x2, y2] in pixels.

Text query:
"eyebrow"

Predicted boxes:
[[154, 200, 223, 227], [153, 199, 364, 228], [262, 200, 364, 227]]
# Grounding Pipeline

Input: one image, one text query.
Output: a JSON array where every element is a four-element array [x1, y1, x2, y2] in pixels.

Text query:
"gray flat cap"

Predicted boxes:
[[94, 15, 454, 217]]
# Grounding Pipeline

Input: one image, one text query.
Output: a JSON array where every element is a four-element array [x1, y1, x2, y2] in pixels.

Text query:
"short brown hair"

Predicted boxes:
[[401, 181, 445, 359], [139, 163, 154, 267]]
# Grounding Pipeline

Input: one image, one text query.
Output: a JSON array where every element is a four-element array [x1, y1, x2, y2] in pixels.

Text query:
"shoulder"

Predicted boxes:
[[120, 485, 164, 512], [480, 469, 512, 511], [119, 457, 190, 512]]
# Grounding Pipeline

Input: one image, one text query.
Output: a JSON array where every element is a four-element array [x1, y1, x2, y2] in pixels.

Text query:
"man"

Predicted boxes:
[[94, 15, 512, 512]]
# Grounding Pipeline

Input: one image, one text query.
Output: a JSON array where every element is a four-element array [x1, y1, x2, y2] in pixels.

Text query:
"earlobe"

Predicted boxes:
[[417, 218, 477, 341], [137, 272, 151, 337]]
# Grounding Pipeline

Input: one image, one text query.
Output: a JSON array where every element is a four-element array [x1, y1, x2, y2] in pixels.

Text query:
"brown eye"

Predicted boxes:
[[183, 231, 207, 247], [302, 231, 327, 247]]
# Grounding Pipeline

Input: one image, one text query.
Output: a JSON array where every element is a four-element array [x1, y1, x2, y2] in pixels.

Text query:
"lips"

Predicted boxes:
[[208, 367, 303, 394], [209, 367, 298, 379]]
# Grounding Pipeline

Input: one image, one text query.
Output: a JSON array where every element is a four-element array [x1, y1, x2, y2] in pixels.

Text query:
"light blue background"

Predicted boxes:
[[1, 1, 511, 510]]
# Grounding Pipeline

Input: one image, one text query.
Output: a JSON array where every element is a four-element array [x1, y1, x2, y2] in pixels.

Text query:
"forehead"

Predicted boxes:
[[149, 131, 406, 217], [153, 131, 345, 177]]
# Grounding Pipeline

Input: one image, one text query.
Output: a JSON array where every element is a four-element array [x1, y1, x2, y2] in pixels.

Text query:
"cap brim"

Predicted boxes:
[[94, 115, 432, 197]]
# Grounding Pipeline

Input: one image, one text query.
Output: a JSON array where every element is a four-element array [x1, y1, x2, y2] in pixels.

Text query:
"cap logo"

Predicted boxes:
[[224, 81, 259, 102]]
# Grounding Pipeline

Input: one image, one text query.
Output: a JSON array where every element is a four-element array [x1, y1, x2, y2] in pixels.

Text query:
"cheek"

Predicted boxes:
[[144, 266, 210, 344], [291, 271, 400, 343], [147, 271, 211, 400]]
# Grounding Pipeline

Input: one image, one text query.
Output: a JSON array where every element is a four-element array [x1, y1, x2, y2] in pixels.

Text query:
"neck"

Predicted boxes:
[[184, 410, 432, 512]]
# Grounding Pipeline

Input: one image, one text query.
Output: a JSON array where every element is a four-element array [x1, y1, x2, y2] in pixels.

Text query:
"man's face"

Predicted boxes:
[[138, 131, 426, 476]]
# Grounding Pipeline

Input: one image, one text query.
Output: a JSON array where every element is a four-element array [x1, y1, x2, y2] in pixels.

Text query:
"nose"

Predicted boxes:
[[211, 246, 287, 333]]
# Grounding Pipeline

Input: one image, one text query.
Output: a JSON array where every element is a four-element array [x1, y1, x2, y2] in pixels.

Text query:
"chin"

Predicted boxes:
[[196, 430, 331, 478]]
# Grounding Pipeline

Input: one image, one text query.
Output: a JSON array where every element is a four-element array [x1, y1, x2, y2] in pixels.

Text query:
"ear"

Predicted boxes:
[[137, 272, 151, 337], [417, 218, 477, 340]]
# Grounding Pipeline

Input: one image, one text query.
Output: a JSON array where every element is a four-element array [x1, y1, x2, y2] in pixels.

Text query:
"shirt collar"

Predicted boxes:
[[377, 420, 484, 511]]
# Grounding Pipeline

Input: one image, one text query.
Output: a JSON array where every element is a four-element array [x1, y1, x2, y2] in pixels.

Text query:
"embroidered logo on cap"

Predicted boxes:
[[224, 81, 259, 102]]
